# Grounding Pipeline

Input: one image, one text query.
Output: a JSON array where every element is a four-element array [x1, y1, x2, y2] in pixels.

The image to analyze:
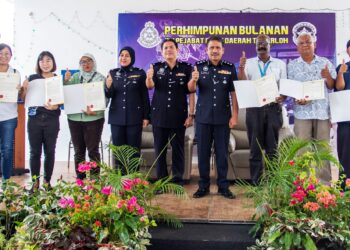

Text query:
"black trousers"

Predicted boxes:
[[28, 113, 60, 183], [196, 122, 230, 189], [110, 124, 143, 174], [68, 118, 104, 179], [153, 126, 185, 184], [246, 104, 282, 184], [337, 123, 350, 182]]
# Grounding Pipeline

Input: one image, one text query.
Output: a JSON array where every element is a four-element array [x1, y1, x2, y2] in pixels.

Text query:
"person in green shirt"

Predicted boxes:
[[64, 53, 106, 179]]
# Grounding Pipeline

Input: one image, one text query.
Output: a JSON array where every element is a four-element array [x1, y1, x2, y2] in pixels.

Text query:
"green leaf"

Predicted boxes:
[[267, 230, 281, 244], [293, 232, 301, 247], [97, 228, 109, 243], [119, 226, 130, 244], [284, 232, 292, 250], [302, 234, 317, 250]]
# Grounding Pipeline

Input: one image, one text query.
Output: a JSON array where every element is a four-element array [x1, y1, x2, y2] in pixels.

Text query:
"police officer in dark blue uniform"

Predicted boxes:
[[106, 46, 150, 173], [146, 38, 196, 186], [189, 36, 239, 199]]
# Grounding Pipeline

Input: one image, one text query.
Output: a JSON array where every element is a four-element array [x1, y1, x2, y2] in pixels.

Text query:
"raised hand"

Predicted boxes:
[[106, 73, 113, 88], [239, 51, 246, 69], [321, 64, 330, 79], [64, 68, 71, 82], [339, 59, 348, 74], [192, 66, 199, 82], [146, 64, 154, 80]]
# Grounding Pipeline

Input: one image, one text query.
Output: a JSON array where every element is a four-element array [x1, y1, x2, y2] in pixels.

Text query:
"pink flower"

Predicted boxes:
[[94, 220, 102, 227], [90, 161, 97, 169], [137, 207, 145, 215], [122, 179, 133, 191], [78, 163, 92, 173], [306, 184, 315, 191], [58, 197, 75, 208], [76, 179, 84, 187], [101, 186, 112, 195], [128, 196, 137, 206], [84, 185, 93, 191], [316, 191, 337, 208], [117, 200, 126, 209]]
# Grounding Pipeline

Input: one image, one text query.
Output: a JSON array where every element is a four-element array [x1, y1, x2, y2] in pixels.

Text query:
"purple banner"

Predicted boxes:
[[118, 13, 335, 68]]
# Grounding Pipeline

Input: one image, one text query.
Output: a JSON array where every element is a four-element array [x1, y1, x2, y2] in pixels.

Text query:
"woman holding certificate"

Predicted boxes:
[[64, 53, 105, 179], [105, 47, 150, 173], [22, 51, 60, 190], [0, 43, 20, 182]]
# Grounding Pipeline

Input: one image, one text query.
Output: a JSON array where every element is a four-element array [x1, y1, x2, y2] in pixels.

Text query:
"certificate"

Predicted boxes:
[[234, 75, 279, 109], [63, 81, 106, 115], [45, 76, 64, 105], [83, 81, 106, 111], [279, 79, 325, 100], [0, 72, 20, 103], [25, 79, 46, 107], [254, 74, 279, 106], [329, 90, 350, 123]]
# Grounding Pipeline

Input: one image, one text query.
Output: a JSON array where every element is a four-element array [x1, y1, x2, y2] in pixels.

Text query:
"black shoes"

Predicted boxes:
[[193, 188, 210, 198], [218, 188, 236, 199]]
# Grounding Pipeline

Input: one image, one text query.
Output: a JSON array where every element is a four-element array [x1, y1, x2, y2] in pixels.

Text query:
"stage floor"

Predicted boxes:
[[8, 160, 255, 223]]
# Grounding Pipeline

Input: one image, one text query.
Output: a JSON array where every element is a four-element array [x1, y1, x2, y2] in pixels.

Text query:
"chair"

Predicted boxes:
[[139, 125, 195, 182], [67, 139, 104, 169], [213, 107, 294, 180]]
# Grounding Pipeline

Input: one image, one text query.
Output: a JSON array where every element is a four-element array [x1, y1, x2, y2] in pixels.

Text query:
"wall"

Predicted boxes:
[[11, 0, 350, 161]]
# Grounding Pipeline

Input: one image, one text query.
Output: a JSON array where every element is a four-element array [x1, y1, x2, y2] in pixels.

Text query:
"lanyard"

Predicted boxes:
[[258, 61, 271, 77], [80, 72, 97, 83]]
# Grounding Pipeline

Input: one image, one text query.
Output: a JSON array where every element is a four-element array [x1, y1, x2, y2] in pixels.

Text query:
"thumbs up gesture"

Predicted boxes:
[[239, 51, 246, 70], [192, 65, 199, 82], [321, 64, 330, 79], [147, 64, 154, 80], [64, 68, 71, 82], [106, 72, 113, 88], [339, 59, 348, 74]]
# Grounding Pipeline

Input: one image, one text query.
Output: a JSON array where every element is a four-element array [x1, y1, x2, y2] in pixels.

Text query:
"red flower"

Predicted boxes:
[[94, 220, 102, 227], [288, 160, 295, 166]]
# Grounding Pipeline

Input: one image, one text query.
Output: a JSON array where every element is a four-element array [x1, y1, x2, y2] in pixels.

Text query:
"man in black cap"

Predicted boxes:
[[335, 40, 350, 187]]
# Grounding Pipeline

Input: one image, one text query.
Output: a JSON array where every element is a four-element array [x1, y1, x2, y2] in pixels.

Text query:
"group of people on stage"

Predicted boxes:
[[0, 32, 350, 197]]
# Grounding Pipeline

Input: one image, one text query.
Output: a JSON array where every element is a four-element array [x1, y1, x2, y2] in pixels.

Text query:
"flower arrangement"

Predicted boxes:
[[0, 145, 186, 249], [244, 138, 350, 250]]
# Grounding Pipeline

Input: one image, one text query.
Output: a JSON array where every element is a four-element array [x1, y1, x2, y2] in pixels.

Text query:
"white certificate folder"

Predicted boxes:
[[63, 81, 106, 115], [329, 90, 350, 123]]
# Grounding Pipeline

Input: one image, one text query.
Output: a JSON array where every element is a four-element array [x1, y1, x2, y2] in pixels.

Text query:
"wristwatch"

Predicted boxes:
[[188, 113, 195, 118]]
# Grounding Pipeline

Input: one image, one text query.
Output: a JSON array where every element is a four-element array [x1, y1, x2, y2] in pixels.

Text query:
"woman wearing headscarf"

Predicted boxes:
[[105, 47, 150, 173], [64, 53, 106, 179]]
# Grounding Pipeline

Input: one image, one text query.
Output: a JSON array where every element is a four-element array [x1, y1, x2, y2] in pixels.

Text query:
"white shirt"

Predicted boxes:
[[244, 56, 287, 82], [0, 66, 20, 121]]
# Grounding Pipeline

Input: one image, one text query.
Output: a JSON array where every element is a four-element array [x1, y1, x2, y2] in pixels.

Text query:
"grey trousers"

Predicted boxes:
[[294, 118, 331, 184]]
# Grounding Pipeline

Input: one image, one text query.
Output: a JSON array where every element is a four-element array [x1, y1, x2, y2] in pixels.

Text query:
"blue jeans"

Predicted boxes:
[[0, 118, 18, 180]]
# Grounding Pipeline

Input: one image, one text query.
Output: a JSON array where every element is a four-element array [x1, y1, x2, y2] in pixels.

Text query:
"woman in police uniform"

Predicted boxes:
[[106, 47, 150, 172]]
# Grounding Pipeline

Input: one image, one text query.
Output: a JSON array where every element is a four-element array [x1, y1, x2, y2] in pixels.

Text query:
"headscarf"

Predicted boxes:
[[79, 53, 97, 82], [119, 46, 135, 69]]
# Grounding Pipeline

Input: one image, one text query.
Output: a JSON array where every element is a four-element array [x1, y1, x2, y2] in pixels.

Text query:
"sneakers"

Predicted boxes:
[[193, 188, 210, 198], [218, 188, 236, 199]]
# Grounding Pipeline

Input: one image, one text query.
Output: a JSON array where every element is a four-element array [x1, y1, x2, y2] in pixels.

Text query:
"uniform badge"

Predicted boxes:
[[176, 73, 186, 77], [203, 66, 209, 72], [116, 72, 121, 77], [223, 80, 227, 84], [137, 21, 161, 48], [218, 70, 231, 75], [157, 68, 165, 75]]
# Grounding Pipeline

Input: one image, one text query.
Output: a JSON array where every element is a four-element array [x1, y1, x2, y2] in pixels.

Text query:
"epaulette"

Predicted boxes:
[[179, 61, 192, 66], [222, 60, 233, 66], [133, 67, 142, 71], [196, 60, 207, 65], [154, 62, 163, 66]]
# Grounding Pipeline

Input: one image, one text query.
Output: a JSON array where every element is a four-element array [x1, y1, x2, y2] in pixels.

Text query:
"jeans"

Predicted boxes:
[[0, 118, 18, 180], [28, 113, 59, 183]]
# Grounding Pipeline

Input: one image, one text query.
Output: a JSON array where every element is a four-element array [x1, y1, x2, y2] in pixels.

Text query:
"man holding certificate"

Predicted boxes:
[[238, 34, 286, 186], [288, 32, 336, 184]]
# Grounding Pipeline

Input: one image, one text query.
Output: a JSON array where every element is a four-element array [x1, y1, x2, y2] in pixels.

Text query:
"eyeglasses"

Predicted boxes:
[[257, 41, 269, 46], [298, 41, 313, 46], [80, 59, 93, 65]]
